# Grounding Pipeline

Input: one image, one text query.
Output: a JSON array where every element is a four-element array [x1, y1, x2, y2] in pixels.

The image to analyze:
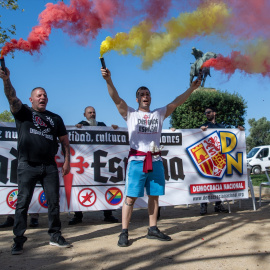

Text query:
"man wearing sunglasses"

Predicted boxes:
[[200, 106, 244, 215]]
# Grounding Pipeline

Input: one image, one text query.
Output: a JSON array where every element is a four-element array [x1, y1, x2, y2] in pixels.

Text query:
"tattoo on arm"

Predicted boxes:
[[3, 78, 22, 113]]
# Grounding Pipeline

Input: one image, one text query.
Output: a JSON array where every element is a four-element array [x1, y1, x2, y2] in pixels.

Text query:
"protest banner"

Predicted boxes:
[[0, 123, 247, 214]]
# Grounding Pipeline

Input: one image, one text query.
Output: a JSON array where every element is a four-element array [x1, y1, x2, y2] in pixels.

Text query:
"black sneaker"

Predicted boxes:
[[200, 203, 208, 215], [11, 242, 24, 255], [147, 228, 172, 241], [104, 215, 119, 223], [29, 218, 39, 227], [214, 204, 229, 213], [0, 216, 14, 228], [117, 232, 128, 247], [68, 217, 82, 225], [50, 235, 71, 248]]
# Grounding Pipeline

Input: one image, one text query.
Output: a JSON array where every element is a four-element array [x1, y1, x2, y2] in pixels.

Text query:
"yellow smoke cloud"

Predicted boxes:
[[245, 39, 270, 74], [100, 1, 231, 69]]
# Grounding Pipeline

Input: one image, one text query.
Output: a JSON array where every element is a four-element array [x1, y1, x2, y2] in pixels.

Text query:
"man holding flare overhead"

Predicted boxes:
[[100, 58, 201, 247]]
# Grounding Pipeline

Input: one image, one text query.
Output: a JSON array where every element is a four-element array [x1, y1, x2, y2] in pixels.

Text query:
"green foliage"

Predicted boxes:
[[170, 88, 247, 129], [0, 1, 62, 48], [0, 0, 18, 9], [250, 174, 269, 186], [0, 110, 14, 122], [246, 117, 270, 152], [0, 0, 19, 53]]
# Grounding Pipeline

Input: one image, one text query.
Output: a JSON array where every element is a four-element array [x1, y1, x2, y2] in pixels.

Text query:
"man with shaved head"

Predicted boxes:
[[0, 66, 71, 255]]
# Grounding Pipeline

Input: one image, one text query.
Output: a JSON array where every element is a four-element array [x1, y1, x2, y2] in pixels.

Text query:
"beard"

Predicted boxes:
[[206, 115, 215, 122], [88, 118, 97, 126]]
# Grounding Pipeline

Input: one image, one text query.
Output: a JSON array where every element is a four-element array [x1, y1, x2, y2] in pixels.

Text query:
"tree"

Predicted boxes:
[[0, 109, 14, 122], [0, 1, 62, 47], [0, 1, 19, 46], [170, 88, 247, 129], [246, 117, 270, 152]]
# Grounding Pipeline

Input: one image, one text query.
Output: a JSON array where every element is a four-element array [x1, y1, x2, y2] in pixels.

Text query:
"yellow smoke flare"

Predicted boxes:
[[100, 1, 231, 69]]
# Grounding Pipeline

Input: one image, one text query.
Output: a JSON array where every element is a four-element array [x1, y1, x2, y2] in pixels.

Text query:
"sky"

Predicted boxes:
[[0, 0, 269, 134]]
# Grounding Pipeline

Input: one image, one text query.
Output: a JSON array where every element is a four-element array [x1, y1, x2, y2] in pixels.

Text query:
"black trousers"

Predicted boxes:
[[13, 161, 61, 243]]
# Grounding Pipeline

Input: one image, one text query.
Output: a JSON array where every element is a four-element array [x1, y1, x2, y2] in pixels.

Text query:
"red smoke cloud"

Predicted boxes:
[[1, 0, 173, 57], [203, 51, 270, 77], [1, 0, 123, 56], [200, 0, 270, 77], [225, 0, 270, 39], [202, 52, 250, 76], [144, 0, 172, 27]]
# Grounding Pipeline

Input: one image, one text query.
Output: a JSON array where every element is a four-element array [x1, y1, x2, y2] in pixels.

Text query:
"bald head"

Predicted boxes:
[[31, 87, 47, 97], [84, 106, 96, 120], [29, 87, 48, 112]]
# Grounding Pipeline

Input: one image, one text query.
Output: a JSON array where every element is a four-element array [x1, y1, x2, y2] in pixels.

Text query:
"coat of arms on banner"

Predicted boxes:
[[187, 131, 226, 179]]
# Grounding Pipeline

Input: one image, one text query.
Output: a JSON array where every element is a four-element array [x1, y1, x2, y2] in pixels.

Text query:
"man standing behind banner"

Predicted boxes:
[[68, 106, 119, 225], [199, 106, 245, 215], [101, 66, 201, 247], [0, 66, 71, 255]]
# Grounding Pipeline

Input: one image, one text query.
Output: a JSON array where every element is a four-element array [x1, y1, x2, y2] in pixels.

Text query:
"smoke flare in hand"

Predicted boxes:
[[1, 0, 123, 57], [100, 1, 230, 69], [2, 0, 270, 78]]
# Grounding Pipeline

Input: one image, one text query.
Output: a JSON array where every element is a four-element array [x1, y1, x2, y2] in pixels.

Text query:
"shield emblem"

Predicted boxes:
[[187, 131, 226, 179]]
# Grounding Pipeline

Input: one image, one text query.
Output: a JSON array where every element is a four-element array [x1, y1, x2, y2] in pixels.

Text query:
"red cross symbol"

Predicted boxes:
[[55, 146, 89, 209], [143, 114, 149, 125]]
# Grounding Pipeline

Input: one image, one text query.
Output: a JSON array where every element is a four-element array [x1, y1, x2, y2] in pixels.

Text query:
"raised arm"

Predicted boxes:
[[165, 78, 201, 118], [0, 67, 22, 114], [101, 68, 128, 118], [0, 67, 22, 113]]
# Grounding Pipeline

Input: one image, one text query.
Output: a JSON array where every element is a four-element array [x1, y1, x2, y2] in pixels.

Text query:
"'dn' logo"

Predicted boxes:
[[187, 131, 226, 179]]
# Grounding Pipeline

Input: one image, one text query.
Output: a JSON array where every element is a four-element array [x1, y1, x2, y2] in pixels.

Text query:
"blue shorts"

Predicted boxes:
[[125, 160, 165, 197]]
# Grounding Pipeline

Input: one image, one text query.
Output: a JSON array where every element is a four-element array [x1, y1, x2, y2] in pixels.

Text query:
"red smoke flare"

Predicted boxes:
[[1, 0, 122, 57], [202, 51, 270, 77]]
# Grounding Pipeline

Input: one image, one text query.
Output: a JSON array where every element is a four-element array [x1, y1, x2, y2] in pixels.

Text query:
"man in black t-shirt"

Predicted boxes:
[[199, 106, 244, 215], [0, 66, 71, 255], [68, 106, 119, 225]]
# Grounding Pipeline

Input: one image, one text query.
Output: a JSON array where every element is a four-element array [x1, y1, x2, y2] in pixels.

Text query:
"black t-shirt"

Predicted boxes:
[[13, 104, 67, 164], [201, 121, 225, 129]]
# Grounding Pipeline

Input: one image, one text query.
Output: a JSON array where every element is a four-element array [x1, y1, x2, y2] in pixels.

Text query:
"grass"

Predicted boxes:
[[250, 173, 270, 186]]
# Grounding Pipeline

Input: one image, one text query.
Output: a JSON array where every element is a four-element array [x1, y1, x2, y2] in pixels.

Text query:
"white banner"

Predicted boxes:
[[0, 123, 248, 214]]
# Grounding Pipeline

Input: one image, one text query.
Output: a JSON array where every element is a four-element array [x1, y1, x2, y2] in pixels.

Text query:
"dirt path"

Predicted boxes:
[[0, 191, 270, 270]]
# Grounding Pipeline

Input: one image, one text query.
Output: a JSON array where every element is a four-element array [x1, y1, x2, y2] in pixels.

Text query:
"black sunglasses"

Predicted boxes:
[[205, 111, 213, 115]]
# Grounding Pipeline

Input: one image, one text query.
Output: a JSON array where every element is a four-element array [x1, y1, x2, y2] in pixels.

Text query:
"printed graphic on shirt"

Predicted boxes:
[[137, 114, 159, 133], [30, 112, 53, 140], [46, 116, 55, 127], [32, 113, 48, 129]]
